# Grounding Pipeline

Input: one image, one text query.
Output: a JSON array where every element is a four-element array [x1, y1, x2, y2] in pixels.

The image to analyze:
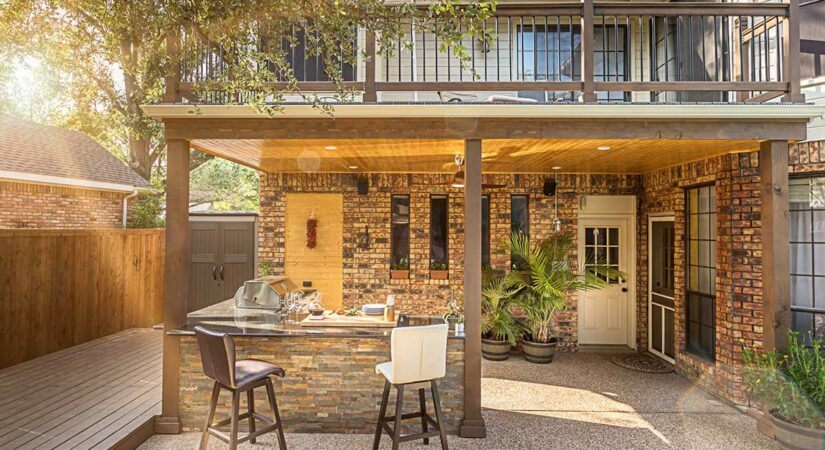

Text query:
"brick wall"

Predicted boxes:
[[0, 180, 126, 229], [258, 172, 640, 351]]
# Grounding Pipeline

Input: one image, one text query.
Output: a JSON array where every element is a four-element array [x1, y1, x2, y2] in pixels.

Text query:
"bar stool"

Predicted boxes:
[[373, 324, 450, 450], [195, 326, 287, 450]]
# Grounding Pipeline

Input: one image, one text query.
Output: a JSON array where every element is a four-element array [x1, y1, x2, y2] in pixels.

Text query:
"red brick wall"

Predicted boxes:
[[0, 180, 126, 229], [258, 172, 640, 352]]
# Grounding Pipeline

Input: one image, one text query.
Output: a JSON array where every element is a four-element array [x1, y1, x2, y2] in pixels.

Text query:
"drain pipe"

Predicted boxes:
[[122, 189, 139, 228]]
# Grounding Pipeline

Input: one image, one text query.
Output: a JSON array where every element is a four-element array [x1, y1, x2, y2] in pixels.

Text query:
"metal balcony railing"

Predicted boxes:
[[166, 1, 802, 104]]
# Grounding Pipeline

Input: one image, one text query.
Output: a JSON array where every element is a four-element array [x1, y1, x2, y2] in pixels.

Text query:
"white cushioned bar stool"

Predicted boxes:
[[195, 326, 287, 450], [373, 324, 450, 450]]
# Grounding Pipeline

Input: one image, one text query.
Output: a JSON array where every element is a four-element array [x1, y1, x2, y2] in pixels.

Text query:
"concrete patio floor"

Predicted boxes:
[[140, 351, 775, 449]]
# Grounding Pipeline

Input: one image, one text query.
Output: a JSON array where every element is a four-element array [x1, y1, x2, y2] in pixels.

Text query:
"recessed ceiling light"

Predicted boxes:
[[324, 145, 338, 151], [552, 166, 562, 170], [348, 165, 358, 170], [597, 146, 612, 151]]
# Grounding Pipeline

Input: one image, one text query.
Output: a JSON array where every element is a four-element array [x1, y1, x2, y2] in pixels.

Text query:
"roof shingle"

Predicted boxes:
[[0, 114, 150, 189]]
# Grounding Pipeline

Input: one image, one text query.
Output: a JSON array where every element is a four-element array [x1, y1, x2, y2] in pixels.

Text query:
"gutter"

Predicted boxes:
[[141, 102, 825, 121], [122, 189, 140, 228]]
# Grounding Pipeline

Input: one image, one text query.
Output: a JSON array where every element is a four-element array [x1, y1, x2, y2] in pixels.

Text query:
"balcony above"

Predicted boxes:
[[163, 1, 804, 105]]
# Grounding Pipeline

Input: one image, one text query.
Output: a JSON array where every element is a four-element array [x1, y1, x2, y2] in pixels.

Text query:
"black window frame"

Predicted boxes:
[[510, 195, 530, 237], [685, 184, 717, 361], [429, 195, 449, 269], [390, 194, 410, 269], [789, 175, 825, 340]]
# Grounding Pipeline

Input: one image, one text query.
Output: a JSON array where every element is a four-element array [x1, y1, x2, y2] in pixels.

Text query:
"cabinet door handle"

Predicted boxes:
[[219, 265, 225, 281], [212, 265, 217, 281]]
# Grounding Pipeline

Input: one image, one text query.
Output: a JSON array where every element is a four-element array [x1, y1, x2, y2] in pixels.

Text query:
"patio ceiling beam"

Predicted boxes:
[[162, 118, 808, 142], [761, 140, 791, 351], [156, 138, 191, 434], [460, 139, 486, 438]]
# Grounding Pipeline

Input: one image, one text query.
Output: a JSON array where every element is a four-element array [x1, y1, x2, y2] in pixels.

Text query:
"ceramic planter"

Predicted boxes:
[[770, 411, 825, 450], [481, 337, 511, 361], [521, 337, 558, 364], [390, 269, 409, 280], [429, 270, 449, 280]]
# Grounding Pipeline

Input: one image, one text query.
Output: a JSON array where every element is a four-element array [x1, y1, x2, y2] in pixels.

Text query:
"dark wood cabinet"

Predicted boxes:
[[189, 215, 256, 312]]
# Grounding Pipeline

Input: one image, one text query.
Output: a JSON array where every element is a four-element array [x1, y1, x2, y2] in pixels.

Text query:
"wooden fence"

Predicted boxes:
[[0, 229, 165, 369]]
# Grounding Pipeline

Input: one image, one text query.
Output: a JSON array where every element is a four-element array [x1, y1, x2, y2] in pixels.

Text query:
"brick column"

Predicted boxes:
[[157, 138, 191, 434]]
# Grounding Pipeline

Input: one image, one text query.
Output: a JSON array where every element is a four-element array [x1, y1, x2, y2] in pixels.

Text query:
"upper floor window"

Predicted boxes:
[[391, 195, 410, 269], [516, 22, 627, 101], [686, 185, 717, 360], [430, 195, 449, 269], [273, 28, 356, 82], [790, 177, 825, 339]]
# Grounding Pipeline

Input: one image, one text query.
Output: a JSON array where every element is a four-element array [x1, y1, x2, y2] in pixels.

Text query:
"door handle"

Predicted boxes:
[[212, 265, 217, 281], [219, 265, 225, 281]]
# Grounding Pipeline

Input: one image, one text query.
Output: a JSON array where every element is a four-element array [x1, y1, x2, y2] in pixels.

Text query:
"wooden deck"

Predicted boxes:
[[0, 328, 162, 449]]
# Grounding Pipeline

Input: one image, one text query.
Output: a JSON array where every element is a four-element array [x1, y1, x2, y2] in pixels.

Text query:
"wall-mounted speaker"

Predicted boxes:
[[357, 179, 369, 195], [543, 179, 557, 197]]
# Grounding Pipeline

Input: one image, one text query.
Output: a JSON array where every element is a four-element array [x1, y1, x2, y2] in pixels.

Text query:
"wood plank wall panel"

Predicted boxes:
[[0, 229, 165, 369], [284, 193, 344, 310]]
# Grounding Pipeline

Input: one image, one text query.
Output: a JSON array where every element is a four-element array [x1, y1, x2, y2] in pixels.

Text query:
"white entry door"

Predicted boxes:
[[578, 218, 632, 345]]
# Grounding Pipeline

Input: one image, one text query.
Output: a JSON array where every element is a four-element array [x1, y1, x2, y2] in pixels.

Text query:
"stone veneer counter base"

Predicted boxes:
[[175, 300, 465, 434]]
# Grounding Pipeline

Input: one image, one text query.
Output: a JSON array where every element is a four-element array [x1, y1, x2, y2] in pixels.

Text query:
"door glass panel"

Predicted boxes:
[[584, 226, 620, 283]]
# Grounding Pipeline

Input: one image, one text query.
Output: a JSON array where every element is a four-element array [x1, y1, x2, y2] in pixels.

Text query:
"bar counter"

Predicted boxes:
[[173, 300, 465, 433]]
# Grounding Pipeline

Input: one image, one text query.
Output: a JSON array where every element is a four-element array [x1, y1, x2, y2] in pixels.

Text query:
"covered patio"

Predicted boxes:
[[143, 101, 819, 440], [140, 351, 774, 449]]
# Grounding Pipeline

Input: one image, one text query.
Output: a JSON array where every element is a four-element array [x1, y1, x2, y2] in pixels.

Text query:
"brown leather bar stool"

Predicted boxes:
[[195, 326, 287, 450]]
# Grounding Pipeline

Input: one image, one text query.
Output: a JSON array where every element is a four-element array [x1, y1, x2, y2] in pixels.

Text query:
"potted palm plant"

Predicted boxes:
[[506, 231, 618, 364], [742, 331, 825, 449], [481, 270, 524, 361]]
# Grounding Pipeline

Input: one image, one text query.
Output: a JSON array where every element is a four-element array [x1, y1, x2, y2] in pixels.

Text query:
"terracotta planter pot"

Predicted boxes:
[[770, 411, 825, 450], [521, 337, 558, 364], [390, 270, 409, 280], [429, 270, 449, 280], [481, 337, 511, 361]]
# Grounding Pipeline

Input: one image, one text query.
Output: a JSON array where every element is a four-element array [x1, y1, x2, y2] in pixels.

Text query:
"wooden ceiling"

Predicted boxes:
[[190, 138, 761, 174]]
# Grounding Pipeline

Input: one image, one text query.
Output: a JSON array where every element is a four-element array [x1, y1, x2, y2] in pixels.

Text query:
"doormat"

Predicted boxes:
[[612, 353, 675, 374]]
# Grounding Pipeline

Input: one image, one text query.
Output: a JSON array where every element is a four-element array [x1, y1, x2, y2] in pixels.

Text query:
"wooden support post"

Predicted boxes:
[[364, 31, 378, 102], [163, 27, 181, 103], [581, 0, 596, 102], [156, 138, 191, 434], [760, 140, 791, 351], [460, 139, 486, 438], [782, 0, 802, 102]]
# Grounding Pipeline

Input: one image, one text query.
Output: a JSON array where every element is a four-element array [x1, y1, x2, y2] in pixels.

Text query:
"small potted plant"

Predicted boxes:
[[742, 331, 825, 449], [507, 231, 618, 364], [390, 259, 409, 280], [443, 298, 465, 336], [481, 270, 524, 361], [429, 261, 449, 280]]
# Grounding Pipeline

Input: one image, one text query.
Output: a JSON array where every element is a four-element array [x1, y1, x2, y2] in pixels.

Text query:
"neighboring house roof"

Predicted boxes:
[[0, 113, 151, 191]]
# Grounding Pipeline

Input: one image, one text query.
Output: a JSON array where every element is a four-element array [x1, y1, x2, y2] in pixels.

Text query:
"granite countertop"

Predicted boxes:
[[169, 299, 465, 339]]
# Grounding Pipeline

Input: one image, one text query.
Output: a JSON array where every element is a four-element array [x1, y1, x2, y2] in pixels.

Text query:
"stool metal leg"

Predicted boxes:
[[419, 388, 429, 445], [200, 381, 221, 450], [431, 381, 449, 450], [229, 390, 241, 449], [266, 378, 288, 450], [373, 380, 391, 450], [247, 388, 257, 444], [391, 385, 405, 450]]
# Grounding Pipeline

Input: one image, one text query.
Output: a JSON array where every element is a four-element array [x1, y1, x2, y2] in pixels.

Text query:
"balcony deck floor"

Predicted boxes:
[[0, 328, 162, 450]]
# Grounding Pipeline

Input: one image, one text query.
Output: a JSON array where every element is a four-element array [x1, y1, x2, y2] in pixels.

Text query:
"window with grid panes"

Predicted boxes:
[[790, 177, 825, 340], [686, 185, 717, 360]]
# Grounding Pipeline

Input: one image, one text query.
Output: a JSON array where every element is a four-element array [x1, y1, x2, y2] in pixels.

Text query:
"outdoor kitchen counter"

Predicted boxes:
[[172, 299, 465, 434]]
